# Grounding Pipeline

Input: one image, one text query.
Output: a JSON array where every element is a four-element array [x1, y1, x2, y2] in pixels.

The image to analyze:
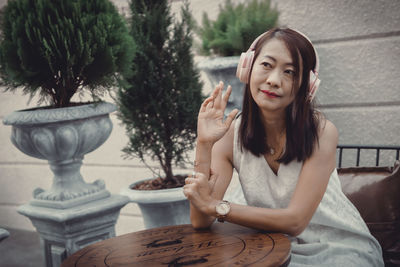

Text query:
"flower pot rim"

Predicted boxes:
[[120, 177, 188, 204], [3, 101, 116, 126]]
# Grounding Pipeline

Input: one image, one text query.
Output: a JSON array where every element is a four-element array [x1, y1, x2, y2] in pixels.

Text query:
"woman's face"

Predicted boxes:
[[249, 38, 302, 113]]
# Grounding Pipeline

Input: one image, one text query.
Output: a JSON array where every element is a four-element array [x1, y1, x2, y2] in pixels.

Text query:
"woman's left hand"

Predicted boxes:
[[183, 171, 218, 215]]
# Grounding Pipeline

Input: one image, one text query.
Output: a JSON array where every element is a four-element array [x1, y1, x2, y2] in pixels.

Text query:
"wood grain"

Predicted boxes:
[[62, 223, 291, 266]]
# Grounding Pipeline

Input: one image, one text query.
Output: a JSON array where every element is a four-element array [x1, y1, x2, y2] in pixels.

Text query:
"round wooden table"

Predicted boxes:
[[62, 223, 291, 266]]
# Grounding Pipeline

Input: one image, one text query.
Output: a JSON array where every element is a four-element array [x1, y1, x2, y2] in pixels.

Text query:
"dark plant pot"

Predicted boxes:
[[120, 178, 190, 229]]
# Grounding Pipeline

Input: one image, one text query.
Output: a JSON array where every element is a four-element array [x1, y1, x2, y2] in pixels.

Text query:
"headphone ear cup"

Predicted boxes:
[[236, 52, 246, 80], [308, 71, 320, 101], [236, 51, 255, 83]]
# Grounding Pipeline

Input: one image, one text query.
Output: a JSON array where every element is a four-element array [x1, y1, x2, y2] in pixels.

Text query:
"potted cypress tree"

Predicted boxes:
[[118, 0, 203, 228], [197, 0, 278, 114], [0, 0, 135, 208]]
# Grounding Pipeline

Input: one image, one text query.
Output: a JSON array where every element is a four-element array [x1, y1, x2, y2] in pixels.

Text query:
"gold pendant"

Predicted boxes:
[[270, 148, 275, 155]]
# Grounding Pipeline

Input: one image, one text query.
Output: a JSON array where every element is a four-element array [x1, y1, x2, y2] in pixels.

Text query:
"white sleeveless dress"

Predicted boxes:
[[231, 117, 384, 266]]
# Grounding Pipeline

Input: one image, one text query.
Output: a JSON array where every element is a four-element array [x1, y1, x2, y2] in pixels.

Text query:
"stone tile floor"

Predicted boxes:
[[0, 228, 44, 267]]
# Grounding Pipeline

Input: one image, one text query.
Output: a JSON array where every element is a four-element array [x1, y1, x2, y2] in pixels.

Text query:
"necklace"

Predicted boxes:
[[267, 129, 286, 156], [269, 147, 276, 155]]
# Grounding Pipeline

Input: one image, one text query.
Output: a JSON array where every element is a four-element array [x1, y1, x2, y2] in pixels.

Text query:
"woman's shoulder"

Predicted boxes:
[[319, 118, 338, 137], [318, 118, 338, 152]]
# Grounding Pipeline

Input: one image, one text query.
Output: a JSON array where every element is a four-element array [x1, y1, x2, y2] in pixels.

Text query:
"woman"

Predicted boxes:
[[183, 28, 383, 266]]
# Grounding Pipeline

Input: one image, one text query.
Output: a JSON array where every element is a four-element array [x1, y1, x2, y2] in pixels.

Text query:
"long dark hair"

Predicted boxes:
[[239, 28, 321, 164]]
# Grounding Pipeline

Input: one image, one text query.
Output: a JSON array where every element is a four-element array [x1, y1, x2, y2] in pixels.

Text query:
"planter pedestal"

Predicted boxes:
[[2, 102, 129, 266], [18, 194, 129, 267]]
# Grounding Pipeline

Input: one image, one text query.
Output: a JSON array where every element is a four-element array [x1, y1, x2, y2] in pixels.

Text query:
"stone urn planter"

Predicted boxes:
[[120, 178, 190, 229], [2, 102, 116, 209], [198, 56, 243, 114]]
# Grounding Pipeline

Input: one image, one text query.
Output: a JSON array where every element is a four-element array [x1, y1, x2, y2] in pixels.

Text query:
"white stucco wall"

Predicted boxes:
[[272, 0, 400, 167], [0, 0, 399, 234]]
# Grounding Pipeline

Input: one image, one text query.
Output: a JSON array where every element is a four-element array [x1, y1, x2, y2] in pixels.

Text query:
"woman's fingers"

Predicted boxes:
[[214, 83, 233, 112], [213, 82, 224, 109], [185, 172, 208, 184], [185, 177, 195, 184], [192, 172, 207, 181], [206, 98, 214, 110], [184, 172, 215, 205], [213, 81, 223, 98], [200, 81, 233, 113], [207, 81, 223, 110], [183, 176, 198, 198], [200, 96, 214, 113], [183, 184, 191, 198], [220, 85, 232, 111]]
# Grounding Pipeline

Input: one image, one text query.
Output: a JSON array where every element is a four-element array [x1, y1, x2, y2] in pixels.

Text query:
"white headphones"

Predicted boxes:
[[236, 29, 321, 101]]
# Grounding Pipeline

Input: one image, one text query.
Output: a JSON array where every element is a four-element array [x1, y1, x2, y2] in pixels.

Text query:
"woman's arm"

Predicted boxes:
[[189, 122, 236, 228], [185, 82, 238, 228], [285, 119, 339, 235], [186, 119, 339, 236]]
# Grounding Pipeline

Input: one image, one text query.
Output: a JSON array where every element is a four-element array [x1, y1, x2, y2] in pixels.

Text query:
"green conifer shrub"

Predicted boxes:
[[117, 0, 203, 187], [0, 0, 135, 108], [199, 0, 279, 57]]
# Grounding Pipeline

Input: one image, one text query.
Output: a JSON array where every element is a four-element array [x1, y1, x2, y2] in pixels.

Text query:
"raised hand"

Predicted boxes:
[[197, 82, 239, 145]]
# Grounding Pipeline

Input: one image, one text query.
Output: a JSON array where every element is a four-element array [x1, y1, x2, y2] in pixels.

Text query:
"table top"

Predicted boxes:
[[62, 223, 291, 267]]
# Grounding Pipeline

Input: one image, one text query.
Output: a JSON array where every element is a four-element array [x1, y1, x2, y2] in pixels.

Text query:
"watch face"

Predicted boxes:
[[216, 202, 230, 216]]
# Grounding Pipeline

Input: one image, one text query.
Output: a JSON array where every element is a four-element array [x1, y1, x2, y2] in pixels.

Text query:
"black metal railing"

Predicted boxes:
[[337, 145, 400, 168]]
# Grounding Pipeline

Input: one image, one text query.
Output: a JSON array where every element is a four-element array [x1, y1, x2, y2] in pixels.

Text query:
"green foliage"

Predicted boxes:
[[198, 0, 279, 57], [0, 0, 135, 108], [117, 0, 204, 183]]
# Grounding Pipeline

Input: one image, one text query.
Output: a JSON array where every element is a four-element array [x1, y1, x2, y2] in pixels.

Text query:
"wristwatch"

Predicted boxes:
[[215, 200, 231, 223]]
